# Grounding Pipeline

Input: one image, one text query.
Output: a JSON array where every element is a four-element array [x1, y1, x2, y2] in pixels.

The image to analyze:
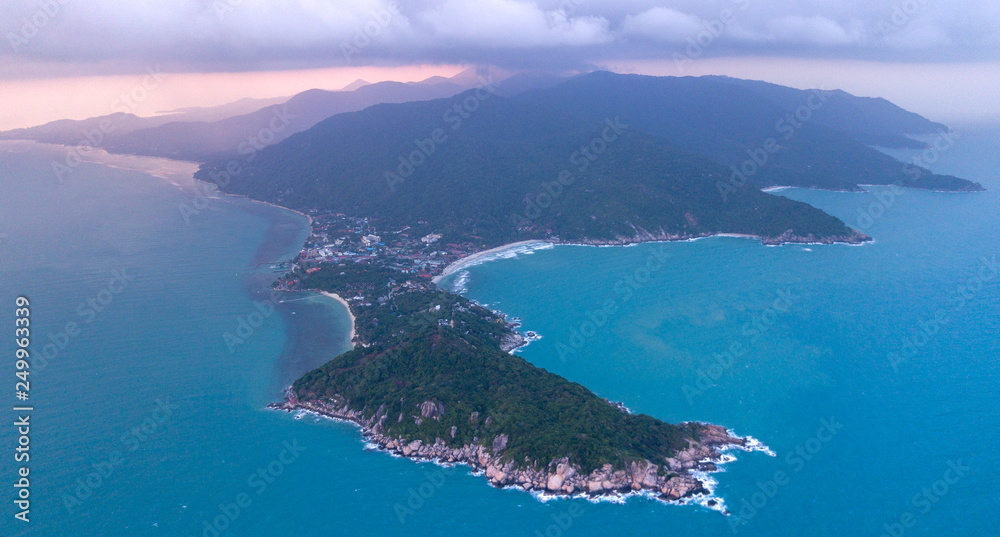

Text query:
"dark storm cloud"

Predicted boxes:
[[2, 0, 998, 73]]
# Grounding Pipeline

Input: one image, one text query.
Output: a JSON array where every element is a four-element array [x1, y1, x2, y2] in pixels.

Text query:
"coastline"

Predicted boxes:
[[218, 191, 315, 226], [22, 139, 800, 514], [318, 291, 356, 346], [278, 231, 794, 512], [433, 230, 871, 285], [270, 397, 773, 514], [0, 140, 318, 226], [9, 140, 343, 374], [431, 240, 549, 284], [0, 140, 201, 183]]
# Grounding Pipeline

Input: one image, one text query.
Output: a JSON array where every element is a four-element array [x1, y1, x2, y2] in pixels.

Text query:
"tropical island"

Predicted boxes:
[[192, 72, 982, 510], [5, 69, 980, 510]]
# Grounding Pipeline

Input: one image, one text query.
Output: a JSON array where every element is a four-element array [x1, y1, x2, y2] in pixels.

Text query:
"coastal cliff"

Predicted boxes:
[[269, 395, 766, 510]]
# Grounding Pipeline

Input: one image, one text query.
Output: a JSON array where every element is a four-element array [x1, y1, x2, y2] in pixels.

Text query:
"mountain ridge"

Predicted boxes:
[[198, 72, 984, 250]]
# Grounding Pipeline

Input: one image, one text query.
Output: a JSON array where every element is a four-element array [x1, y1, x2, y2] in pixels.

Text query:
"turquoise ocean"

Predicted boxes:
[[1, 125, 997, 536]]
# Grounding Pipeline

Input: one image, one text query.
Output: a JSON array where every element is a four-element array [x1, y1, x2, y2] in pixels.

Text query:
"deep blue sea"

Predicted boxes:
[[1, 124, 997, 537]]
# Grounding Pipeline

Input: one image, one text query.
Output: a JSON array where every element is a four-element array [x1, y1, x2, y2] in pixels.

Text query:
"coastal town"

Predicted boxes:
[[277, 211, 543, 307], [274, 211, 540, 350], [285, 212, 478, 284]]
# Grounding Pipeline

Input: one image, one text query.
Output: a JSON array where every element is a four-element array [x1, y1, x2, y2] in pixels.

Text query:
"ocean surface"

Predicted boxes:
[[1, 124, 997, 537]]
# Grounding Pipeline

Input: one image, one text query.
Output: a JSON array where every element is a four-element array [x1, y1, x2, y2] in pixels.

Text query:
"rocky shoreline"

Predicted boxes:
[[555, 228, 871, 248], [274, 222, 794, 516], [269, 394, 771, 514]]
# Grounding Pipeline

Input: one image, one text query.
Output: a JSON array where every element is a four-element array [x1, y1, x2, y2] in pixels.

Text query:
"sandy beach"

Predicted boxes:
[[319, 291, 356, 346], [77, 149, 201, 183], [6, 140, 203, 184], [432, 240, 550, 284], [1, 140, 317, 225]]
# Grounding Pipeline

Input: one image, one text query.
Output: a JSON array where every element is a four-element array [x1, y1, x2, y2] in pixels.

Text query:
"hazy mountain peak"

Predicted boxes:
[[434, 65, 517, 88], [340, 79, 371, 91]]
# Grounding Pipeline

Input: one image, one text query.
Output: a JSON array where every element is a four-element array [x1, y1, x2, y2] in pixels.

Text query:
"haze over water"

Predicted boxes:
[[1, 124, 998, 536]]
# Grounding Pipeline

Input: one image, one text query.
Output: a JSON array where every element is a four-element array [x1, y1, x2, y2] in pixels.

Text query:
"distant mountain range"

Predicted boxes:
[[704, 76, 949, 149], [520, 72, 979, 192], [100, 76, 487, 161], [195, 71, 980, 247], [152, 95, 292, 123], [2, 67, 550, 161], [4, 69, 982, 245], [0, 95, 290, 147], [4, 70, 976, 191]]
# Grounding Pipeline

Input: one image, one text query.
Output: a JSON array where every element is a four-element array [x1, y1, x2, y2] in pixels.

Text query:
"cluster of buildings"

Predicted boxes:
[[294, 213, 479, 279]]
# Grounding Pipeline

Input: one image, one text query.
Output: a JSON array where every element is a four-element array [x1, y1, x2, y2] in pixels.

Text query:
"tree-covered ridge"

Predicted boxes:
[[200, 81, 870, 247], [199, 73, 979, 248], [519, 72, 982, 192], [292, 267, 703, 473]]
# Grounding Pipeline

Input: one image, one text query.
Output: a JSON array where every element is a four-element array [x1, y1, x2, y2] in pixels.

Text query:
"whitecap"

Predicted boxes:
[[450, 270, 471, 294]]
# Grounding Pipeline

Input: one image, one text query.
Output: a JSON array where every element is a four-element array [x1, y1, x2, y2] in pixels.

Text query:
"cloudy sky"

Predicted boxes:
[[3, 0, 999, 128]]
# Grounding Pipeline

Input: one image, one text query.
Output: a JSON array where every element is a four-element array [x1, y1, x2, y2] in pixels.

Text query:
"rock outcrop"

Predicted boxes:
[[419, 400, 445, 420], [269, 395, 762, 511]]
